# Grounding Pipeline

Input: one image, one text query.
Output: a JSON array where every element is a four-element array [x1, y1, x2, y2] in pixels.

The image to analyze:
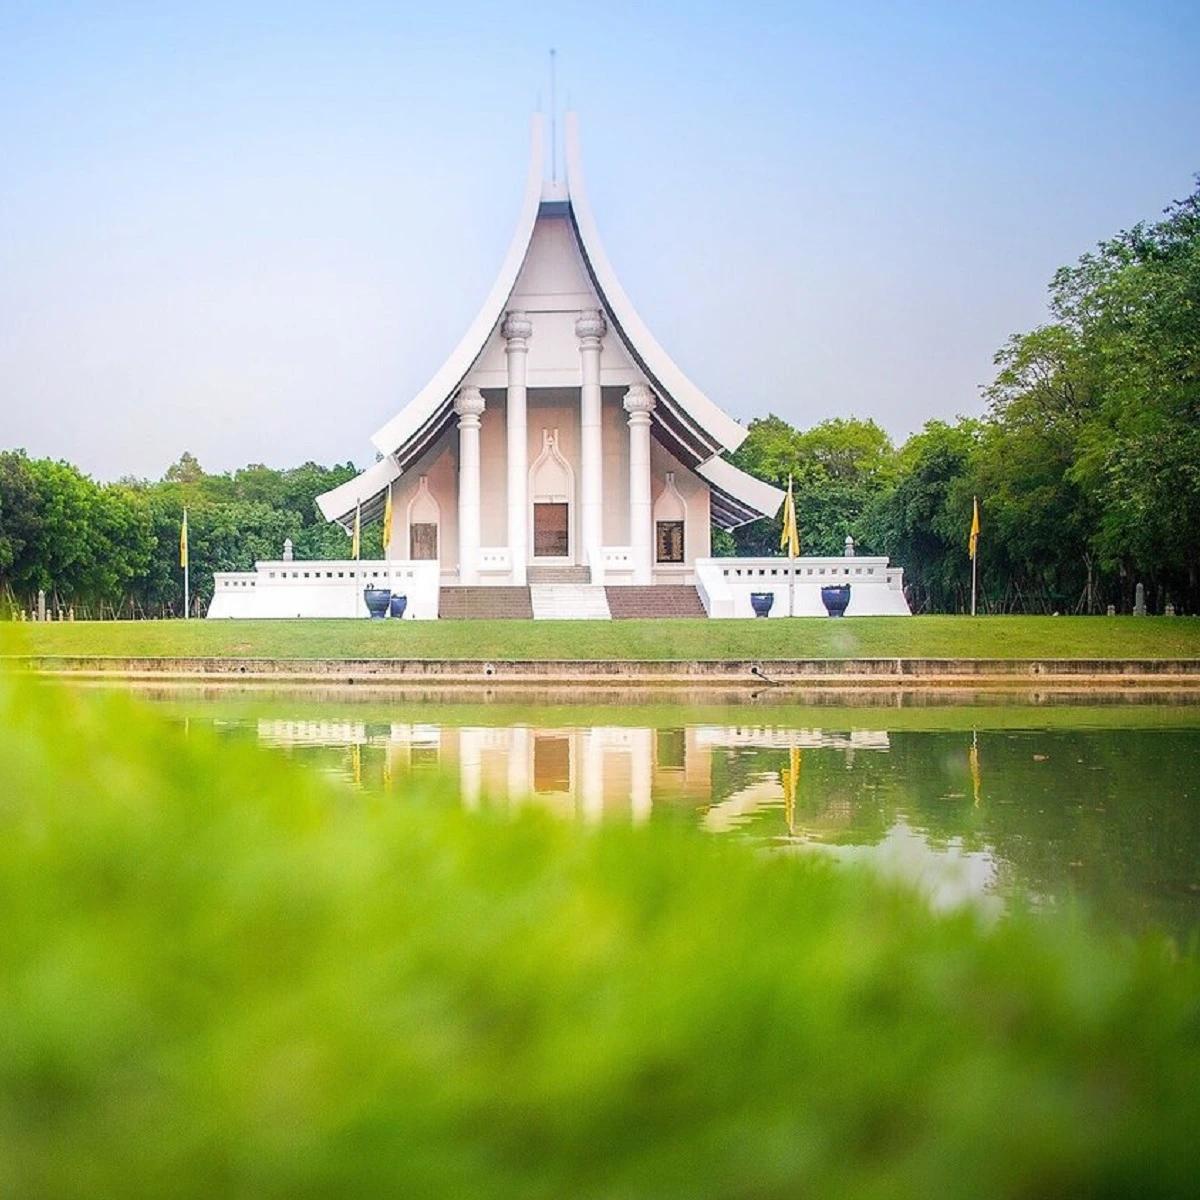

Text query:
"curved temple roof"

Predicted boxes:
[[319, 115, 782, 529]]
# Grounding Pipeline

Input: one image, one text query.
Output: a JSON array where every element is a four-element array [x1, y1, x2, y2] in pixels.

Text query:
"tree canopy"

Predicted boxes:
[[0, 453, 365, 616], [724, 178, 1200, 614]]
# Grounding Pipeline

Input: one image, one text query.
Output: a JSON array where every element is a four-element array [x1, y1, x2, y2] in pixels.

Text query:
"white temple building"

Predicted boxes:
[[208, 115, 910, 619]]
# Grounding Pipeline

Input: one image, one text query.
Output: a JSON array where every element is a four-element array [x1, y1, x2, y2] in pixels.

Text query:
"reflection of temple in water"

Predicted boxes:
[[251, 717, 1006, 913], [255, 719, 889, 824]]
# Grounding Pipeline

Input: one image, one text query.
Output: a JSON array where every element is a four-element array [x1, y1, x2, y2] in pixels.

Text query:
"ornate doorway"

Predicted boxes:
[[528, 430, 574, 563]]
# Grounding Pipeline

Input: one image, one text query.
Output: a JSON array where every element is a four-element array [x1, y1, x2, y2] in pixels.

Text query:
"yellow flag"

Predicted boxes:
[[780, 477, 800, 558], [351, 501, 361, 560], [180, 509, 189, 569], [969, 496, 980, 561], [969, 734, 981, 806], [780, 745, 801, 834], [382, 485, 393, 556]]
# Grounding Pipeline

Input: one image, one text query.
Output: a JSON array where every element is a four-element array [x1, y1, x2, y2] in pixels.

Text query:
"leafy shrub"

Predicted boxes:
[[0, 674, 1197, 1197]]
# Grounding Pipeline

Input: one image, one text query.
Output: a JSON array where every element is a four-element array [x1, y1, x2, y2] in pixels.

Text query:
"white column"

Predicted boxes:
[[459, 728, 482, 812], [507, 725, 530, 808], [623, 384, 656, 585], [581, 728, 605, 824], [630, 727, 654, 824], [576, 310, 606, 580], [502, 311, 532, 585], [454, 387, 485, 585]]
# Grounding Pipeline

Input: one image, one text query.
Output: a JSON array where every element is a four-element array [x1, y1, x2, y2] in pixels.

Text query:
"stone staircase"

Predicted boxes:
[[529, 584, 612, 620], [526, 565, 592, 585], [605, 585, 708, 619], [438, 586, 533, 620]]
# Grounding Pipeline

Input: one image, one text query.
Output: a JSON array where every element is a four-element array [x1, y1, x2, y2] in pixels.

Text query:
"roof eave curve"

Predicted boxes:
[[369, 115, 546, 458], [698, 457, 785, 530], [563, 112, 748, 457], [316, 455, 401, 526]]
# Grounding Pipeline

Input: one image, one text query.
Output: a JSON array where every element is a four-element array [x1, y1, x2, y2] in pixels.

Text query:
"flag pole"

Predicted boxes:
[[781, 474, 798, 617], [182, 508, 190, 620], [789, 478, 795, 619], [969, 495, 980, 616]]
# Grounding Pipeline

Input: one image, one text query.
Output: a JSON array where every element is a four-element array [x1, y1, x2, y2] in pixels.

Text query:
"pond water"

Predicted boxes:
[[131, 685, 1200, 942]]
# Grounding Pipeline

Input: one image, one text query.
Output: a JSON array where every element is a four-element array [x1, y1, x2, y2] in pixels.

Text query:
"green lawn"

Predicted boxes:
[[4, 614, 1200, 661]]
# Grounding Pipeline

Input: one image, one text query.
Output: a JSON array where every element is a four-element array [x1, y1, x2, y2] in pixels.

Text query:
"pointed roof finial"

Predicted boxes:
[[550, 48, 557, 182]]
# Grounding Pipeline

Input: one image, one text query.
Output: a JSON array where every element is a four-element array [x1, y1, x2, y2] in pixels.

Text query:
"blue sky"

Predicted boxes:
[[1, 1, 1197, 480]]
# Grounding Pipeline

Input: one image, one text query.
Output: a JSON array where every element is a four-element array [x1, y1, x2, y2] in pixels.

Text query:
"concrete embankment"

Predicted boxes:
[[10, 655, 1200, 689]]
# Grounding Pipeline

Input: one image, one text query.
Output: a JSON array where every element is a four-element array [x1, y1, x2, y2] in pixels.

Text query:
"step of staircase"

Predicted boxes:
[[438, 586, 533, 620], [605, 585, 708, 619], [529, 584, 612, 620], [527, 565, 592, 585]]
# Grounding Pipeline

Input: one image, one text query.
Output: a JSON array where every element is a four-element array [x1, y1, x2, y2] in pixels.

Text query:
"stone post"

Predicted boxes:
[[576, 310, 607, 581], [503, 311, 532, 585], [454, 387, 486, 585], [283, 538, 294, 562], [1134, 581, 1146, 616], [37, 589, 46, 622], [623, 384, 657, 586], [844, 535, 855, 557]]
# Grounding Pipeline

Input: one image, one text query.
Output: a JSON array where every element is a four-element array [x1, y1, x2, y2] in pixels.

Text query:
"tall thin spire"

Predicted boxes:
[[549, 48, 557, 182]]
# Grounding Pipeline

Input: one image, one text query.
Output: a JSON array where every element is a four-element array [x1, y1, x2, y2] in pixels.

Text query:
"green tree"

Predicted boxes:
[[863, 419, 979, 614], [727, 415, 897, 557]]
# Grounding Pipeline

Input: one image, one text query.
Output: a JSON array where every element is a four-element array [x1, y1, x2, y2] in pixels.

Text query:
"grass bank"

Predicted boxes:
[[2, 671, 1198, 1195], [6, 614, 1200, 661]]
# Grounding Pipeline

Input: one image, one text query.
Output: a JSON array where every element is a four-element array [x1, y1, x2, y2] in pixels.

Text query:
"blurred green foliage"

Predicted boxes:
[[1, 674, 1198, 1196]]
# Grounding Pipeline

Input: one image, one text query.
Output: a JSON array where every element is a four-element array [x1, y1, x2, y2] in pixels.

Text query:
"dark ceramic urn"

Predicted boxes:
[[821, 584, 851, 617], [363, 587, 392, 619], [750, 591, 775, 618]]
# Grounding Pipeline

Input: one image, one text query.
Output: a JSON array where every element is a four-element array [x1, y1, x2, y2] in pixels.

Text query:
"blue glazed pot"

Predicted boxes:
[[389, 594, 408, 619], [363, 587, 392, 619], [821, 584, 851, 617], [750, 592, 775, 618]]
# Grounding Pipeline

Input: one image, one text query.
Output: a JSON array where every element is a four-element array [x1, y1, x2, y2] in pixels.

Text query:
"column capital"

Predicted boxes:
[[623, 383, 656, 418], [454, 386, 486, 422], [502, 310, 533, 345], [574, 309, 607, 343]]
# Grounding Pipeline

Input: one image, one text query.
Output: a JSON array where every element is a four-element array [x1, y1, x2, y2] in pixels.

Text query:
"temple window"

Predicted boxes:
[[656, 520, 684, 564], [410, 523, 438, 560]]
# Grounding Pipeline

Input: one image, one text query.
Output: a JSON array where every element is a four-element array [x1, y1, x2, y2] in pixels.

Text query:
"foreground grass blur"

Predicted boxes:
[[1, 675, 1198, 1197]]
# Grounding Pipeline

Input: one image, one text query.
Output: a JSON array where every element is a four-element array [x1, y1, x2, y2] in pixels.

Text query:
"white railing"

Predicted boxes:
[[208, 558, 442, 619], [694, 556, 910, 618]]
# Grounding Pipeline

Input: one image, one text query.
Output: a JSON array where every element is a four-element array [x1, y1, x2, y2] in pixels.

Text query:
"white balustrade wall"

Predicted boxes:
[[207, 559, 442, 619], [694, 556, 911, 618]]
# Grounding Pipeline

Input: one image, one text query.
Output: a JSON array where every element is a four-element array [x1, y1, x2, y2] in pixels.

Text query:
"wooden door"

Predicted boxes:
[[533, 503, 569, 558]]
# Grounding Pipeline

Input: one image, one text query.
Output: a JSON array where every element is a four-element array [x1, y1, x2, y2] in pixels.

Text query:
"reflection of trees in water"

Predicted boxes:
[[947, 730, 1200, 938], [709, 730, 1200, 940]]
